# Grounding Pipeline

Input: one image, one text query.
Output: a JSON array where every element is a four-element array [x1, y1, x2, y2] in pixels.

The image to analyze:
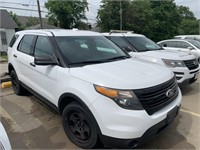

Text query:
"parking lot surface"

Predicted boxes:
[[0, 75, 200, 149]]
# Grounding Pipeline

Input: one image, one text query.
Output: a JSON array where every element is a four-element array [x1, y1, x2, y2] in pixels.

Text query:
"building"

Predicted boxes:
[[0, 9, 18, 52]]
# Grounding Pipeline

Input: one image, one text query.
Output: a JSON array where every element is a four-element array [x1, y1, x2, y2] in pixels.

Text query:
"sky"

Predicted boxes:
[[0, 0, 199, 24]]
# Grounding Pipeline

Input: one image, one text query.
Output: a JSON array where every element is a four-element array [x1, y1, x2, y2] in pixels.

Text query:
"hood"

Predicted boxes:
[[70, 58, 174, 89], [138, 49, 195, 60]]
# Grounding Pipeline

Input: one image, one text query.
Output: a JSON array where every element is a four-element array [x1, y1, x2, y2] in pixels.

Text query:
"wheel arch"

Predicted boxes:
[[58, 93, 102, 134], [8, 63, 15, 74]]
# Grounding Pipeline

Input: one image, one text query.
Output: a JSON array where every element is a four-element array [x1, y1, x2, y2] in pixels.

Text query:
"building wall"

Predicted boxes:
[[0, 28, 15, 52]]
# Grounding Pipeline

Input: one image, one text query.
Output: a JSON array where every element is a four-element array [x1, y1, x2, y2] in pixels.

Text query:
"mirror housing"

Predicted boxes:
[[34, 56, 58, 66]]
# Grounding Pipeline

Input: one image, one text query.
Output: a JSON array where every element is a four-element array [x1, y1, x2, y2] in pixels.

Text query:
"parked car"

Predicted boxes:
[[174, 35, 200, 42], [103, 32, 199, 87], [158, 39, 200, 63], [8, 29, 181, 149], [0, 122, 12, 150]]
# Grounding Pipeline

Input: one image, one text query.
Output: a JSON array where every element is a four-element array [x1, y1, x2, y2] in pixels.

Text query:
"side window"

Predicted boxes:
[[9, 34, 19, 47], [0, 31, 7, 45], [34, 36, 54, 58], [163, 41, 176, 47], [176, 41, 190, 49], [18, 35, 35, 54]]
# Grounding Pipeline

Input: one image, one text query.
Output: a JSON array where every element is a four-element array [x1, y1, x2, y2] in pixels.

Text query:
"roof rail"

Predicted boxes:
[[109, 30, 134, 35]]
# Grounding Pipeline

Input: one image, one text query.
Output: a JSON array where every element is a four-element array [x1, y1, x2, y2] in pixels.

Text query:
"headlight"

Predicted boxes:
[[94, 85, 143, 110], [162, 59, 186, 68]]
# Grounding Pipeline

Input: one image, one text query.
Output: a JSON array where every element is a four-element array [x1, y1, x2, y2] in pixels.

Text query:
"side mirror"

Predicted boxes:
[[188, 47, 194, 50], [34, 55, 58, 66], [163, 44, 167, 47]]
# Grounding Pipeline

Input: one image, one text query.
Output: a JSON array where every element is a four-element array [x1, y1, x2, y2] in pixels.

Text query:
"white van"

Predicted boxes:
[[103, 32, 199, 87]]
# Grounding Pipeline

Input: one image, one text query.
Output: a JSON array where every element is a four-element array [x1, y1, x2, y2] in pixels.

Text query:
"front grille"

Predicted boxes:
[[134, 76, 179, 115], [184, 59, 199, 70]]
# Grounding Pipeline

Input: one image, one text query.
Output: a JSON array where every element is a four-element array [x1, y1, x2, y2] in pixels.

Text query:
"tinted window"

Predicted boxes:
[[187, 40, 200, 49], [18, 35, 35, 54], [164, 41, 177, 47], [108, 36, 133, 51], [34, 36, 54, 58], [56, 36, 129, 64], [9, 34, 19, 47], [176, 41, 190, 48], [126, 36, 161, 52]]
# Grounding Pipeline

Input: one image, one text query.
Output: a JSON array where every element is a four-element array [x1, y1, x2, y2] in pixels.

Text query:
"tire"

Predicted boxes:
[[10, 70, 26, 95], [62, 102, 98, 149], [198, 57, 200, 64]]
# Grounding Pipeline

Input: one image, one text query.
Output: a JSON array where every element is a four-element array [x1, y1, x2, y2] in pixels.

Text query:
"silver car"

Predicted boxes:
[[158, 39, 200, 63]]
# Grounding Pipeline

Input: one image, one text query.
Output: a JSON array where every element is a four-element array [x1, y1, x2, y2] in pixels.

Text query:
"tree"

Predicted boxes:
[[97, 0, 181, 41], [97, 0, 131, 32], [45, 0, 88, 29], [145, 0, 181, 41], [9, 11, 24, 31], [177, 6, 199, 35], [26, 17, 39, 27]]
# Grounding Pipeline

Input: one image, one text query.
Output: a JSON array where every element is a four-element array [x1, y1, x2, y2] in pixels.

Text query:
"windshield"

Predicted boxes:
[[187, 40, 200, 49], [55, 36, 129, 66], [126, 36, 162, 52]]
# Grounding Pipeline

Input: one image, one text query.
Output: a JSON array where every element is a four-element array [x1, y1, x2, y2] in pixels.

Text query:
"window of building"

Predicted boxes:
[[0, 31, 7, 45]]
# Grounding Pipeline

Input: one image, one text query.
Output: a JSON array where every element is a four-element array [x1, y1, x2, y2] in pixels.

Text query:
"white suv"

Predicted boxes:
[[103, 32, 199, 87], [8, 29, 181, 149]]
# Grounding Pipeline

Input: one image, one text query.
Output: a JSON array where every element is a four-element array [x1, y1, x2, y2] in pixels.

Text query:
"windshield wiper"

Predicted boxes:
[[106, 56, 130, 61], [68, 60, 106, 66]]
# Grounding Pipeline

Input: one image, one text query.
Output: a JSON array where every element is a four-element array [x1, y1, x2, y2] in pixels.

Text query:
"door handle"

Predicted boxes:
[[13, 54, 17, 58], [30, 63, 36, 67]]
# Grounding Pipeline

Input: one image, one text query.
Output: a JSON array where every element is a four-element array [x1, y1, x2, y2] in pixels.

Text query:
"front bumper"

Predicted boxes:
[[90, 88, 182, 147], [99, 105, 180, 148], [171, 67, 199, 85]]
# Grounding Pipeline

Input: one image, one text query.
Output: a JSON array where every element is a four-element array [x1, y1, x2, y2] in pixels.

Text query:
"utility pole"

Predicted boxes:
[[120, 0, 122, 30], [36, 0, 43, 29]]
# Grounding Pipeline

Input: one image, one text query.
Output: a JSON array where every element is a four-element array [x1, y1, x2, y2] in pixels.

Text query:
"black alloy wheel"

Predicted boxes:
[[62, 102, 98, 149], [10, 70, 25, 95]]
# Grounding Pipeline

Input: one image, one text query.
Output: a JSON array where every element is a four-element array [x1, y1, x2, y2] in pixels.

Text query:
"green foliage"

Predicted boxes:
[[26, 17, 39, 27], [97, 0, 198, 42], [178, 19, 199, 35], [97, 0, 131, 32], [45, 0, 88, 29], [9, 11, 24, 31], [177, 6, 199, 35]]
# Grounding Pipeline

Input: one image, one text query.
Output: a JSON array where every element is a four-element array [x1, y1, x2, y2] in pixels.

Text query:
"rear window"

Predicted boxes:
[[9, 34, 19, 47]]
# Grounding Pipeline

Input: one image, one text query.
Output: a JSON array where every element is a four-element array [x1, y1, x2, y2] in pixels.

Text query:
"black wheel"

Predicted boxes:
[[10, 70, 26, 95], [62, 102, 98, 149]]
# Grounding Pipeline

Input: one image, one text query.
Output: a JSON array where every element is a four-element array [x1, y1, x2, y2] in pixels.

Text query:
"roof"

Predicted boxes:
[[26, 24, 60, 30], [0, 9, 18, 29], [16, 29, 102, 36], [102, 32, 144, 37], [157, 39, 200, 44], [16, 16, 48, 27]]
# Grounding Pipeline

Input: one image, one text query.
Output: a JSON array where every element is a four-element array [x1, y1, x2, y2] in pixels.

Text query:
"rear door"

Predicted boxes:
[[12, 34, 36, 85]]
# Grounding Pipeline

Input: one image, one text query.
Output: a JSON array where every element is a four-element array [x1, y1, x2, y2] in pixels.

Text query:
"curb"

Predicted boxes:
[[1, 81, 12, 88], [0, 77, 11, 83]]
